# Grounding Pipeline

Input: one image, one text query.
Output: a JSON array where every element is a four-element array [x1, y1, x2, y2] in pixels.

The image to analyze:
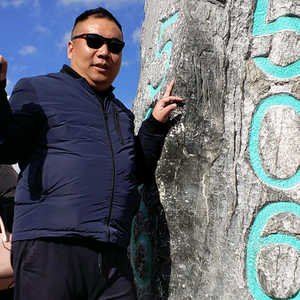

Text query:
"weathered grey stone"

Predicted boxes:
[[257, 244, 300, 299], [267, 0, 300, 23], [262, 212, 300, 238], [130, 0, 300, 299], [259, 106, 300, 179]]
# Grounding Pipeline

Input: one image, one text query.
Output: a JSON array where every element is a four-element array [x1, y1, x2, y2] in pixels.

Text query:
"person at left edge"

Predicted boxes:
[[0, 164, 17, 300], [0, 6, 184, 300]]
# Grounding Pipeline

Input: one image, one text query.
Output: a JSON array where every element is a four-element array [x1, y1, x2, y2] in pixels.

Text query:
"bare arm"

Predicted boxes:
[[0, 55, 8, 81]]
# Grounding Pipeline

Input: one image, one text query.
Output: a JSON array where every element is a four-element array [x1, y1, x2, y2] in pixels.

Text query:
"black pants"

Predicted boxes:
[[11, 238, 137, 300]]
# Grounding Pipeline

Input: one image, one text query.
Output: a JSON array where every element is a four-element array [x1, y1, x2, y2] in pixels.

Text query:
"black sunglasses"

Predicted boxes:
[[72, 33, 125, 54]]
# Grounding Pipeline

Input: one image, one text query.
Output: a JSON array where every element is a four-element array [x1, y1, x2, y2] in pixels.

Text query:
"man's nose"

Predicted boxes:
[[96, 42, 109, 57]]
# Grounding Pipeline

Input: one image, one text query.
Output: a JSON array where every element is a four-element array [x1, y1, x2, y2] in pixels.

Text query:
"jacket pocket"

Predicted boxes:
[[113, 106, 124, 146], [17, 158, 45, 203]]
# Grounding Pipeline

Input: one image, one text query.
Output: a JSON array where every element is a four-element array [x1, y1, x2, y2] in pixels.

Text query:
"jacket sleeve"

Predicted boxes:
[[135, 113, 168, 185], [0, 78, 44, 164]]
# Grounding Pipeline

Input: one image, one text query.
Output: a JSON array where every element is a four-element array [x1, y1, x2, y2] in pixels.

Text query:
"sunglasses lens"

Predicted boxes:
[[85, 34, 124, 53], [107, 39, 124, 54], [86, 35, 105, 49]]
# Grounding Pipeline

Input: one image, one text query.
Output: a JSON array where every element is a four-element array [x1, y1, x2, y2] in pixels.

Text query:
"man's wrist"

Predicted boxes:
[[143, 113, 168, 135]]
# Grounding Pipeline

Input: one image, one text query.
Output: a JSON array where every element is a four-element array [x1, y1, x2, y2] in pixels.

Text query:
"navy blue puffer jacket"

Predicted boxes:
[[0, 65, 167, 249]]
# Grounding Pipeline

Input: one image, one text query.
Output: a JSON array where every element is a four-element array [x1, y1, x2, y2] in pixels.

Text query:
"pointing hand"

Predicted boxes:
[[152, 80, 184, 123]]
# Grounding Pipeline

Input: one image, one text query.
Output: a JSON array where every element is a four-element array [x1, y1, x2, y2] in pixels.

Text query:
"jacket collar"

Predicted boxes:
[[60, 65, 115, 99]]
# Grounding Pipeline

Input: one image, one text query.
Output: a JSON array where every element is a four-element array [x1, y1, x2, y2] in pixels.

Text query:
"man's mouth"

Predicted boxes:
[[93, 63, 109, 70]]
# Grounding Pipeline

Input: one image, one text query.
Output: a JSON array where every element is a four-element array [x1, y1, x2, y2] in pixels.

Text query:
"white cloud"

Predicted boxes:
[[12, 164, 20, 173], [58, 0, 144, 9], [1, 0, 24, 7], [11, 65, 27, 73], [132, 27, 141, 45], [122, 61, 130, 67], [57, 31, 72, 50], [33, 0, 40, 9], [34, 25, 51, 36], [6, 78, 12, 94], [19, 45, 37, 55], [0, 0, 37, 7], [11, 0, 26, 7], [32, 0, 41, 17], [0, 0, 40, 17], [0, 0, 9, 6]]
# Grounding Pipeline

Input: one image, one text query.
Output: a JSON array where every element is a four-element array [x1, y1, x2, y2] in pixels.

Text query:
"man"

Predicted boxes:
[[0, 7, 183, 300]]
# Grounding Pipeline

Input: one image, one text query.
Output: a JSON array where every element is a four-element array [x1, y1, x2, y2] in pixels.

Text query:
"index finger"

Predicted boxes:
[[162, 80, 175, 98]]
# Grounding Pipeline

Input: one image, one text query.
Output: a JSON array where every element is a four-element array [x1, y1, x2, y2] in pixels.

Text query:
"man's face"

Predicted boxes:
[[68, 17, 123, 91]]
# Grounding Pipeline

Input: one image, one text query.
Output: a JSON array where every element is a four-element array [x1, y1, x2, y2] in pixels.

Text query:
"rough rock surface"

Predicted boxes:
[[130, 0, 300, 299]]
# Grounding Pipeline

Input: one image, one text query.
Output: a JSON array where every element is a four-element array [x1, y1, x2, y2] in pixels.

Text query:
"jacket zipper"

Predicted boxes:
[[113, 105, 124, 146], [96, 94, 116, 242], [103, 110, 115, 242]]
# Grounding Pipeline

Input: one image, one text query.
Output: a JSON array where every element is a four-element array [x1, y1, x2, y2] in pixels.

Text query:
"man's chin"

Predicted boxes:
[[91, 81, 111, 92]]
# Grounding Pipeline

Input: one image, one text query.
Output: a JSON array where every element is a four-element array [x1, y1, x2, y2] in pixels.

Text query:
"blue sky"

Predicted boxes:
[[0, 0, 145, 109]]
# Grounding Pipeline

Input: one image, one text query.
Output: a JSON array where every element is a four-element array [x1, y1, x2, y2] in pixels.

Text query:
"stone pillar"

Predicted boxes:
[[130, 0, 300, 299]]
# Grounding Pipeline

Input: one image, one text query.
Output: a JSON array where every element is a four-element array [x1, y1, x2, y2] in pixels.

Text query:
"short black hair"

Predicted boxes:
[[72, 7, 122, 36]]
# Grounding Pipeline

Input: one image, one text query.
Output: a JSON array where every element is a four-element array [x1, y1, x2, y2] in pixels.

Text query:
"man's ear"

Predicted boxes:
[[67, 41, 74, 60]]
